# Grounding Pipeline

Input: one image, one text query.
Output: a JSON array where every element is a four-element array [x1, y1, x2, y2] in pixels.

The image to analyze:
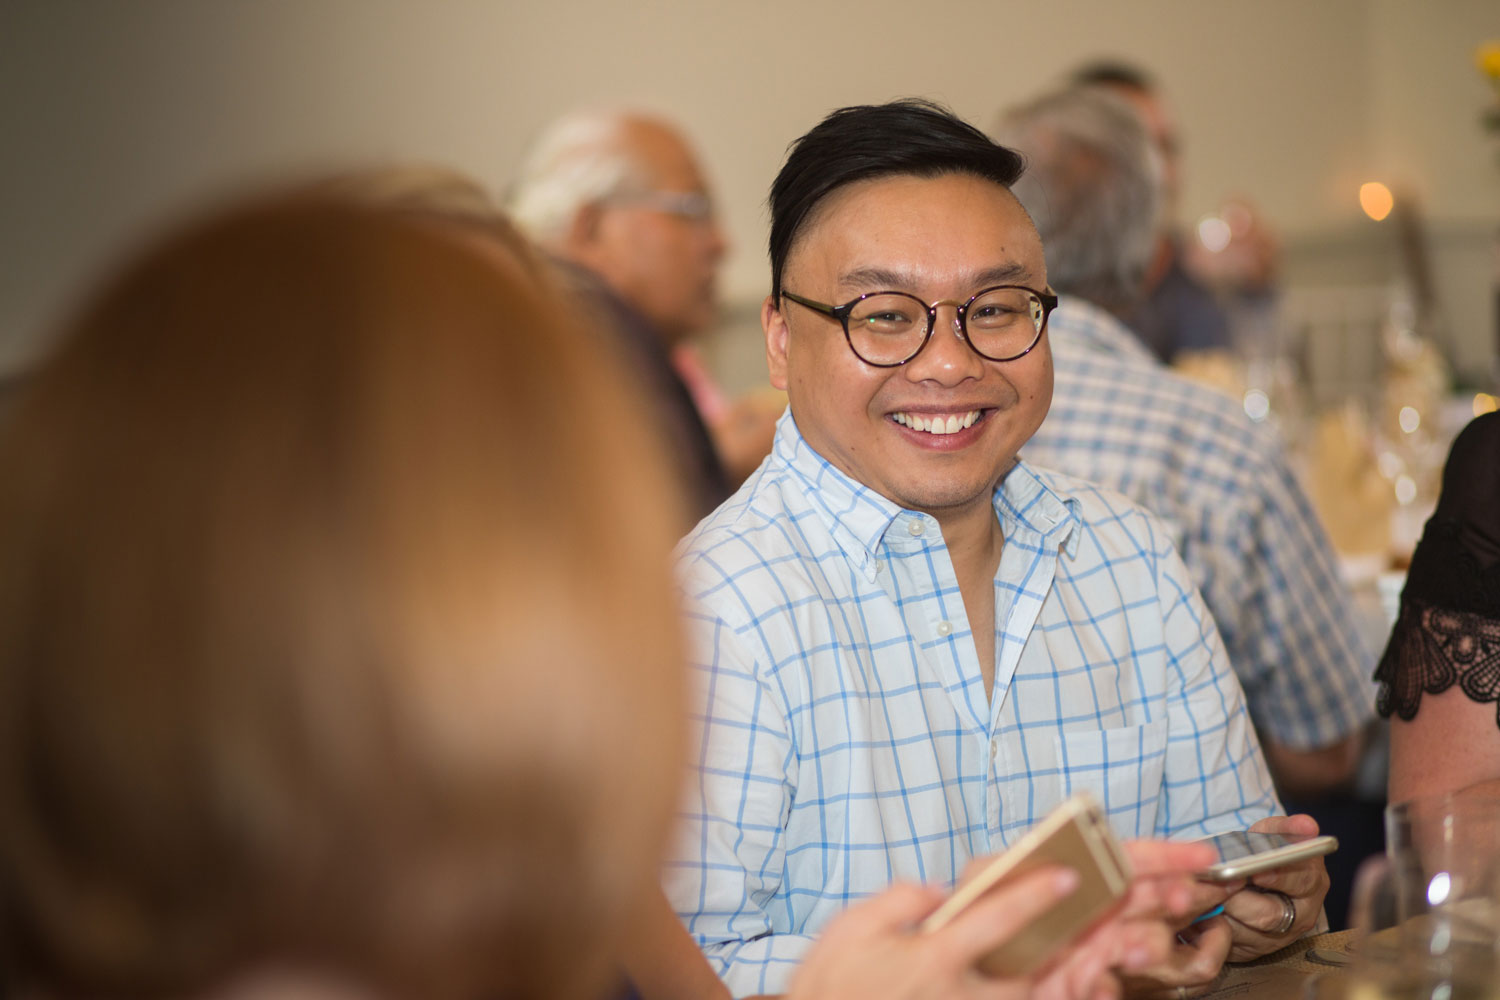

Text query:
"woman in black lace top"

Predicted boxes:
[[1378, 411, 1500, 802]]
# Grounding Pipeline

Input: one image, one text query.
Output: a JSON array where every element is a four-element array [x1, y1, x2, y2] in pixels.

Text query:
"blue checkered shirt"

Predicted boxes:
[[666, 413, 1279, 997], [1027, 300, 1375, 752]]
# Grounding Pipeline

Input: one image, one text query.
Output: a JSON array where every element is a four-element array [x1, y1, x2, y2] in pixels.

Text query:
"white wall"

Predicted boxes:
[[1369, 0, 1500, 224], [1364, 0, 1500, 380], [2, 0, 1496, 380]]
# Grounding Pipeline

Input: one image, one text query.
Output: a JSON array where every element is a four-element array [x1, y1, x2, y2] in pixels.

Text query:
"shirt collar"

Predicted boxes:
[[773, 412, 902, 580], [772, 411, 1082, 578], [994, 460, 1084, 560]]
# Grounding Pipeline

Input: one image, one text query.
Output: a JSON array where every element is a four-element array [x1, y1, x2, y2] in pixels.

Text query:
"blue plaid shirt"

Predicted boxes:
[[1028, 300, 1375, 751], [667, 413, 1278, 997]]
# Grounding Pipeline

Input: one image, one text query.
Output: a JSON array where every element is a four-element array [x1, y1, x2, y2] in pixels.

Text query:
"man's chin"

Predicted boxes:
[[882, 479, 1000, 521]]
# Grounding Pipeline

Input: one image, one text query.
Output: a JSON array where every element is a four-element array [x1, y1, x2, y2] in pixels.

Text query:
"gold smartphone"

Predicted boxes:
[[918, 793, 1132, 978], [1194, 830, 1338, 882]]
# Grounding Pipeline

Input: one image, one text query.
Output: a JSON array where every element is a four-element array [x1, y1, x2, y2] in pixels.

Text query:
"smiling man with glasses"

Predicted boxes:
[[666, 100, 1320, 998]]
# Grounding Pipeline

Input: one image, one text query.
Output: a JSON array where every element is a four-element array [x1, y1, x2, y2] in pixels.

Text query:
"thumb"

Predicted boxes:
[[1249, 813, 1319, 836], [931, 866, 1082, 968], [1123, 838, 1217, 877]]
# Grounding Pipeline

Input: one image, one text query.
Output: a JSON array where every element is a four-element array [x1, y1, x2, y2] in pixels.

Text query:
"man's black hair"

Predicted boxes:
[[1070, 60, 1156, 94], [767, 99, 1025, 301]]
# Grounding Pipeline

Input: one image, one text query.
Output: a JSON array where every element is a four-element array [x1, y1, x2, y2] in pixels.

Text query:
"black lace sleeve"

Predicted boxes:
[[1374, 412, 1500, 729], [1375, 598, 1500, 727]]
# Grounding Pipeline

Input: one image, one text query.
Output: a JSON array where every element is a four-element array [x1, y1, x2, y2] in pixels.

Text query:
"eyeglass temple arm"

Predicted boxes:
[[781, 291, 839, 318]]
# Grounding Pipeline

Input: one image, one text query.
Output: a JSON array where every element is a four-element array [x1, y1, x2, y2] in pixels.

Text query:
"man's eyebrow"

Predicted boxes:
[[971, 262, 1034, 287], [836, 262, 1037, 294], [837, 267, 913, 291]]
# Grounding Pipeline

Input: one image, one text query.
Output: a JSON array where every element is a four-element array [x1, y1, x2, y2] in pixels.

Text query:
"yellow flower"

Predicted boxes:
[[1479, 41, 1500, 80]]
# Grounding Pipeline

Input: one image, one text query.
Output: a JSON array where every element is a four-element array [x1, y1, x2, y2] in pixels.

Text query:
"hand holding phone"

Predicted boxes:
[[1218, 814, 1334, 962], [919, 793, 1132, 977], [789, 873, 1103, 1000]]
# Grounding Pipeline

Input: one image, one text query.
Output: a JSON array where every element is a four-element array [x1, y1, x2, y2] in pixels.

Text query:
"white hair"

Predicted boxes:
[[505, 111, 650, 245], [995, 88, 1164, 312]]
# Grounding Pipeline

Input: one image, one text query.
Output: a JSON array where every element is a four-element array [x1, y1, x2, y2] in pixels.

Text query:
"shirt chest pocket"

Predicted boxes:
[[1052, 720, 1169, 837]]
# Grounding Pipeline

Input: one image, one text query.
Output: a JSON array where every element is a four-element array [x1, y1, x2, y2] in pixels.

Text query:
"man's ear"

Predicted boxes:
[[763, 294, 790, 391], [564, 201, 606, 255]]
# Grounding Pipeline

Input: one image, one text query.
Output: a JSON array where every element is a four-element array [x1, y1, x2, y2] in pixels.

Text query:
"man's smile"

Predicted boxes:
[[889, 409, 986, 435]]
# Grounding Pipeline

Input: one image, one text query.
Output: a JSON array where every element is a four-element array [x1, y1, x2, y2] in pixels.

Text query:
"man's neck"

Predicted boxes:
[[932, 492, 1004, 568], [933, 486, 1006, 699]]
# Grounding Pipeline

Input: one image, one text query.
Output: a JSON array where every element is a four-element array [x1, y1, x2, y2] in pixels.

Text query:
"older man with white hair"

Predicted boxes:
[[509, 112, 755, 516], [510, 113, 726, 346]]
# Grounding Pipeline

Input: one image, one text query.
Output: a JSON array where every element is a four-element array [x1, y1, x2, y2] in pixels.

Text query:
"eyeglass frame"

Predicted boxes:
[[603, 189, 716, 223], [779, 284, 1059, 367]]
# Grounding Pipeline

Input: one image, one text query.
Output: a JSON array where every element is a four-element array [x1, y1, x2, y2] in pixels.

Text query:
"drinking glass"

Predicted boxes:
[[1386, 794, 1500, 899], [1342, 794, 1500, 999]]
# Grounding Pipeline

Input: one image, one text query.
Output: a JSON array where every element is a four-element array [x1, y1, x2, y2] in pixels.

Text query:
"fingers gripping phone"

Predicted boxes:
[[1194, 830, 1338, 882], [919, 793, 1132, 978]]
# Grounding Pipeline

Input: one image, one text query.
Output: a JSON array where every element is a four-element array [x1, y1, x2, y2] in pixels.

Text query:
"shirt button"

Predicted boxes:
[[908, 519, 925, 537], [990, 736, 1000, 758], [936, 620, 952, 636]]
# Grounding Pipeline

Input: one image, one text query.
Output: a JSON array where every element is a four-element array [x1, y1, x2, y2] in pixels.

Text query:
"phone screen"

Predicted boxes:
[[1200, 831, 1315, 863]]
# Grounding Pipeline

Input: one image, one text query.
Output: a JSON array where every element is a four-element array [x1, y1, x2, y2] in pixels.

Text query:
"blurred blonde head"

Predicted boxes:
[[316, 164, 545, 271], [0, 194, 686, 1000], [323, 163, 498, 219]]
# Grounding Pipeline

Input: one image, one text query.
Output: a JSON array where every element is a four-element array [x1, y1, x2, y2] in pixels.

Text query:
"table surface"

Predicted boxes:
[[1199, 929, 1355, 999]]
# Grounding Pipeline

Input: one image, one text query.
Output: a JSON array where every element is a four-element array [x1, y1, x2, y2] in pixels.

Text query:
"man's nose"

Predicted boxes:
[[902, 304, 983, 384]]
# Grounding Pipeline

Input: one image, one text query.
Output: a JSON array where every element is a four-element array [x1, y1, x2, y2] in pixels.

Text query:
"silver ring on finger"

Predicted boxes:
[[1266, 889, 1297, 935]]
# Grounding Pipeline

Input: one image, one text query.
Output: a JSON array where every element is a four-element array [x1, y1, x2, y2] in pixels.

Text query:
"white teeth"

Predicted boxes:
[[892, 410, 982, 435]]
